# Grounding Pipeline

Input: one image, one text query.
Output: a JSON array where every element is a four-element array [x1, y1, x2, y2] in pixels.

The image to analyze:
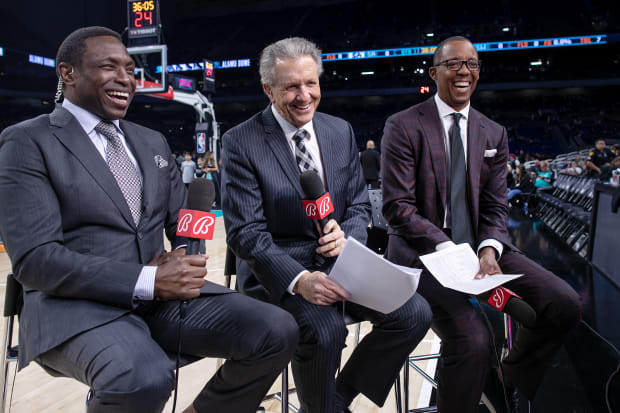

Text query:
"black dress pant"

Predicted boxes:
[[37, 293, 299, 413], [416, 249, 581, 413], [279, 293, 432, 413]]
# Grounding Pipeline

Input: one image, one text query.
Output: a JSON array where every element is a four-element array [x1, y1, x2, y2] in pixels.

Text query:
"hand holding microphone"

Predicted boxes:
[[316, 219, 345, 258], [296, 171, 350, 304], [152, 179, 216, 301], [475, 247, 537, 328]]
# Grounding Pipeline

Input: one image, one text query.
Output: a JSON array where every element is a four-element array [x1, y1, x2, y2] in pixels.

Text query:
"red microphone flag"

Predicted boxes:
[[302, 192, 334, 220], [176, 209, 216, 240]]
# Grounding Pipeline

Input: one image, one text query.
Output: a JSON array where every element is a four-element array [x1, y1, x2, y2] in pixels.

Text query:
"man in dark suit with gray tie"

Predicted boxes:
[[381, 36, 581, 412], [0, 26, 298, 413], [221, 37, 432, 413]]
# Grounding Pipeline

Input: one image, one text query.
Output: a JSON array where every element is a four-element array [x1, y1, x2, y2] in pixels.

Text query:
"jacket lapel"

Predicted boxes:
[[313, 117, 335, 192], [467, 108, 484, 229], [261, 106, 305, 198], [120, 121, 158, 226], [49, 106, 136, 228], [418, 99, 448, 210]]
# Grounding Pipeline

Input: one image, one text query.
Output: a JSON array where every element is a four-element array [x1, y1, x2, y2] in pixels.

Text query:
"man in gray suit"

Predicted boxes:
[[0, 27, 298, 413], [222, 37, 432, 413]]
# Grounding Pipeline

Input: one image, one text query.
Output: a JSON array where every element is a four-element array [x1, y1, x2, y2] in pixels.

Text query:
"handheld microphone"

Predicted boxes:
[[300, 170, 335, 235], [480, 286, 537, 328], [177, 179, 216, 255]]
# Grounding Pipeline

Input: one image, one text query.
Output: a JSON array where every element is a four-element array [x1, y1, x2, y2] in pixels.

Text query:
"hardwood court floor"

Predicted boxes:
[[0, 219, 437, 412]]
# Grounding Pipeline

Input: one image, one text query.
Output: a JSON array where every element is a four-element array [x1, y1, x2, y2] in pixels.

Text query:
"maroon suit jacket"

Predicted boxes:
[[381, 97, 512, 265]]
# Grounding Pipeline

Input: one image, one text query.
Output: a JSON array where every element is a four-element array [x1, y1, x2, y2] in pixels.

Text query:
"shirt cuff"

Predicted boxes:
[[436, 240, 456, 251], [477, 239, 504, 259], [133, 266, 157, 301], [287, 270, 308, 295]]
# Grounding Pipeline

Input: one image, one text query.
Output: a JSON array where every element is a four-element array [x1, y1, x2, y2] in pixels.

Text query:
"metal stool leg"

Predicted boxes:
[[394, 374, 403, 413], [1, 315, 17, 413], [281, 365, 289, 413]]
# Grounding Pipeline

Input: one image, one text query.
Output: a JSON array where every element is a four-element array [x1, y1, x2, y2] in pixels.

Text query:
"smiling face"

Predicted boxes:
[[62, 36, 136, 120], [429, 40, 479, 111], [263, 55, 321, 128]]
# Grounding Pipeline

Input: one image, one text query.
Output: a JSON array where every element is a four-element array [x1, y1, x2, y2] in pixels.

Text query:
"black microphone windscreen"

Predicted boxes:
[[300, 170, 325, 200], [187, 179, 216, 212], [504, 296, 537, 328]]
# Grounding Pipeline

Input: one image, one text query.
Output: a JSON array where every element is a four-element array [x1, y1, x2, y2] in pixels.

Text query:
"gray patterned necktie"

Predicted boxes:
[[293, 129, 319, 174], [448, 113, 475, 247], [95, 120, 143, 226]]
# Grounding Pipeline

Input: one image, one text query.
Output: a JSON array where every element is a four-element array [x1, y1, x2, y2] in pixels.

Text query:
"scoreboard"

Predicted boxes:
[[322, 34, 607, 62], [157, 33, 609, 73]]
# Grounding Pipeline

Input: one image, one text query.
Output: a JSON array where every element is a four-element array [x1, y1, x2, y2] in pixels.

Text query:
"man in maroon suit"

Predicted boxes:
[[381, 36, 581, 412]]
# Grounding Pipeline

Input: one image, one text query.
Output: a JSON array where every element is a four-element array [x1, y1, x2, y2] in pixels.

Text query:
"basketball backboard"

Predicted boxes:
[[127, 44, 167, 94]]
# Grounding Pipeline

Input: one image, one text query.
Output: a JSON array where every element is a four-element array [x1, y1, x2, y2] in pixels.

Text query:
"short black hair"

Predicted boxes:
[[55, 26, 122, 76], [432, 36, 474, 65]]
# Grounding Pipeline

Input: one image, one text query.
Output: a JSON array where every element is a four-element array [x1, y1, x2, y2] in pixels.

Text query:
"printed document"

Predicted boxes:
[[419, 243, 523, 295], [329, 237, 421, 314]]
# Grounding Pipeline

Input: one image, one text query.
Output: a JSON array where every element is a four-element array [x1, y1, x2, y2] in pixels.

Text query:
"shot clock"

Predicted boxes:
[[127, 0, 160, 40]]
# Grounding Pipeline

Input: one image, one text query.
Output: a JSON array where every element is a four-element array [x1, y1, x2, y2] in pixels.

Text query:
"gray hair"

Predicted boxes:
[[259, 37, 323, 86]]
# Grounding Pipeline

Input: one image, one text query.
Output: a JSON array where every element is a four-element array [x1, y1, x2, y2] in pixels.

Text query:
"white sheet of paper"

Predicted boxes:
[[329, 237, 421, 314], [419, 243, 523, 295]]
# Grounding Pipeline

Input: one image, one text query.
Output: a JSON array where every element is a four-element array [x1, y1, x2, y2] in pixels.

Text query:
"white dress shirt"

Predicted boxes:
[[433, 94, 503, 258], [270, 105, 326, 294], [62, 99, 157, 300], [271, 105, 325, 185]]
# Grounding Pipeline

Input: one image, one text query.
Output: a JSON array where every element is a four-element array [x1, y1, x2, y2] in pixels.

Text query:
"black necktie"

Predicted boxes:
[[449, 113, 475, 247]]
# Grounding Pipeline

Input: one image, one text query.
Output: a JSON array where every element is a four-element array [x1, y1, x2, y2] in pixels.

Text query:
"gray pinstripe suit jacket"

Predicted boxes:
[[222, 105, 371, 304], [0, 106, 230, 370]]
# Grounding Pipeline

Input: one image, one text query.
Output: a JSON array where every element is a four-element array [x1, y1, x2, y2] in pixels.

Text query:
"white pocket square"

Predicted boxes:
[[154, 154, 168, 168], [484, 149, 497, 158]]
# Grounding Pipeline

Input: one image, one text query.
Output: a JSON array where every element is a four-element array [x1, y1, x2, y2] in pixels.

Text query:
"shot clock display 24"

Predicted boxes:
[[127, 0, 160, 39]]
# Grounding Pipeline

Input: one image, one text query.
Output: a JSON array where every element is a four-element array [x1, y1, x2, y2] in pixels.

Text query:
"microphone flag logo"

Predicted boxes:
[[302, 192, 334, 220], [176, 209, 216, 240], [489, 288, 507, 311]]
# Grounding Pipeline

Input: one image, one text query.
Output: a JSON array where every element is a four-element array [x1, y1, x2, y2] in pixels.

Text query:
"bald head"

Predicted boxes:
[[366, 140, 375, 150]]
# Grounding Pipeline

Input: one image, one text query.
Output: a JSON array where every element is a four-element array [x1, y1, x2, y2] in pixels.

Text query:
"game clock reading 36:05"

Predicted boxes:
[[130, 1, 156, 28]]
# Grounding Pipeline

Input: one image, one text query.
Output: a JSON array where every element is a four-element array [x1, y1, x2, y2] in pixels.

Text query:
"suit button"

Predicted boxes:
[[137, 232, 143, 240]]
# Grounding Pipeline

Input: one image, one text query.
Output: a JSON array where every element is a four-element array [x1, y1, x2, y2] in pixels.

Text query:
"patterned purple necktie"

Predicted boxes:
[[95, 120, 143, 226], [293, 129, 319, 174]]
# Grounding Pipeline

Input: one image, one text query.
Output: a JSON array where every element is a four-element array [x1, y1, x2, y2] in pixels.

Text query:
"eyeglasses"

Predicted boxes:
[[437, 59, 482, 72]]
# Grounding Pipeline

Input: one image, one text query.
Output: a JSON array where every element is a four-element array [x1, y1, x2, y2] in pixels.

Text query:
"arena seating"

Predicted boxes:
[[525, 149, 599, 259]]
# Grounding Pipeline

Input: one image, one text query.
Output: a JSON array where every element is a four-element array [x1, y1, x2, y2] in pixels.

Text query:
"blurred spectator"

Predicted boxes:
[[176, 153, 185, 168], [562, 160, 583, 176], [359, 139, 381, 189], [195, 156, 206, 178], [611, 144, 620, 157], [574, 154, 586, 170], [180, 151, 196, 188], [507, 163, 515, 189], [204, 152, 221, 208], [508, 164, 535, 200], [589, 139, 615, 168], [534, 161, 553, 189], [587, 156, 620, 182], [528, 159, 541, 174]]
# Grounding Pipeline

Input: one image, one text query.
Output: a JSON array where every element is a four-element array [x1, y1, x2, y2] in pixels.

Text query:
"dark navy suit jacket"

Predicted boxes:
[[221, 106, 371, 304]]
